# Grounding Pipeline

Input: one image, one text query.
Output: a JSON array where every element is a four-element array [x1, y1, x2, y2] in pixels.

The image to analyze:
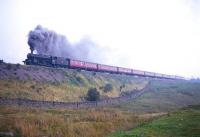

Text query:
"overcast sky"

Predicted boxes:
[[0, 0, 200, 78]]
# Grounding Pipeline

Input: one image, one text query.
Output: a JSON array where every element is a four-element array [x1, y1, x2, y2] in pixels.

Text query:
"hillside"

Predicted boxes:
[[1, 63, 200, 109], [1, 63, 200, 137], [0, 63, 148, 102], [110, 105, 200, 137], [111, 80, 200, 113]]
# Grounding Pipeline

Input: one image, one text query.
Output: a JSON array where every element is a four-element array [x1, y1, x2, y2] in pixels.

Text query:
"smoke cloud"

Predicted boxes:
[[28, 25, 108, 63]]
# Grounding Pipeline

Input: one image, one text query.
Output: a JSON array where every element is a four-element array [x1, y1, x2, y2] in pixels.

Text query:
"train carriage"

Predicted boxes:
[[144, 71, 155, 77], [166, 75, 172, 79], [69, 59, 98, 71], [69, 59, 85, 69], [84, 62, 98, 70], [132, 69, 145, 76], [175, 76, 184, 80], [118, 67, 132, 74], [97, 64, 118, 73], [155, 73, 163, 78], [162, 74, 169, 79], [170, 75, 176, 79]]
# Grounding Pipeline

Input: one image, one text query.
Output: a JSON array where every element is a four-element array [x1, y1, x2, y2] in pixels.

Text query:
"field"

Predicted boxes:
[[109, 105, 200, 137], [0, 63, 200, 137], [0, 80, 200, 137], [0, 105, 163, 137]]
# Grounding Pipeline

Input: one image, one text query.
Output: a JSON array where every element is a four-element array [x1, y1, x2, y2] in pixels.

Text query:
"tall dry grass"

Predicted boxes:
[[0, 105, 159, 137]]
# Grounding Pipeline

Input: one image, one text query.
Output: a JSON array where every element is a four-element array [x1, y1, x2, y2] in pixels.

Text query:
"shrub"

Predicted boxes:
[[86, 88, 100, 101], [6, 64, 12, 70], [103, 84, 113, 93], [30, 85, 35, 89], [120, 84, 126, 91], [76, 76, 87, 86], [92, 72, 96, 76], [99, 86, 104, 90], [0, 60, 3, 64], [76, 76, 82, 82], [15, 63, 21, 70]]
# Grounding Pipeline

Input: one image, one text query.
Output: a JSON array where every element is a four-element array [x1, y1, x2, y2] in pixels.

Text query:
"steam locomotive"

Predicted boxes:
[[24, 53, 184, 80]]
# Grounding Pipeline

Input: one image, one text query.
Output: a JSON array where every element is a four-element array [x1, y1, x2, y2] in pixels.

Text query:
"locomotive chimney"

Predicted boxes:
[[28, 38, 34, 54], [29, 43, 34, 54]]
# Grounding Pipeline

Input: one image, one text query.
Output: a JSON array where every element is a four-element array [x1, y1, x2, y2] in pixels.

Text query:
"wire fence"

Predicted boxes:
[[0, 87, 147, 109]]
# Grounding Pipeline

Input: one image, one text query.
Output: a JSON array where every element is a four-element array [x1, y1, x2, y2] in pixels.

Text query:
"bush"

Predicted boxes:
[[0, 60, 3, 64], [103, 84, 113, 92], [86, 88, 100, 101], [120, 84, 126, 91], [92, 72, 96, 76], [6, 64, 12, 70]]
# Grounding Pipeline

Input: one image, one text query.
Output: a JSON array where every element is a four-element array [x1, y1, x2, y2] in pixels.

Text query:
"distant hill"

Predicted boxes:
[[112, 80, 200, 112]]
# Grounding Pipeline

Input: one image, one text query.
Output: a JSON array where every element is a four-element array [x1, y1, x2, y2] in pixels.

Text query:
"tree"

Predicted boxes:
[[103, 84, 113, 92], [86, 88, 100, 101]]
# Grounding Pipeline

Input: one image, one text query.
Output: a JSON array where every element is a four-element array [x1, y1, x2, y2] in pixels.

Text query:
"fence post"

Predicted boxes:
[[53, 101, 55, 107], [18, 98, 21, 106], [76, 102, 79, 108]]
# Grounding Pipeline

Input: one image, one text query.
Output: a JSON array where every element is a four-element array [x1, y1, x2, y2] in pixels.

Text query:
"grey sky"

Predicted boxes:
[[0, 0, 200, 78]]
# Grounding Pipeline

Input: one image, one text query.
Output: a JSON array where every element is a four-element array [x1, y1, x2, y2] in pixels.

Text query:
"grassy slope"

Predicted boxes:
[[0, 63, 148, 102], [111, 80, 200, 113], [109, 106, 200, 137]]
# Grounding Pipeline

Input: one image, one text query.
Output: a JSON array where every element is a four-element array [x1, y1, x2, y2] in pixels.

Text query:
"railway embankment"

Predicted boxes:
[[0, 62, 149, 102]]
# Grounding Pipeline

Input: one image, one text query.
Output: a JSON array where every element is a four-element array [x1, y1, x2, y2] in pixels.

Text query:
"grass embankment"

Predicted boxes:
[[0, 105, 163, 137], [0, 63, 148, 102], [109, 105, 200, 137]]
